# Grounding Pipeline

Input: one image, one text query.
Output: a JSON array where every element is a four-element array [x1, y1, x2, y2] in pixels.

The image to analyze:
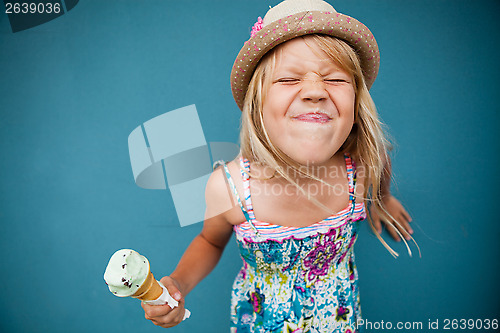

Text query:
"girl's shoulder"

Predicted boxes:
[[204, 158, 247, 226]]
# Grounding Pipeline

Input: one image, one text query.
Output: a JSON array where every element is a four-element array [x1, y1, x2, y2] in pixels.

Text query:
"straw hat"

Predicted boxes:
[[230, 0, 380, 110]]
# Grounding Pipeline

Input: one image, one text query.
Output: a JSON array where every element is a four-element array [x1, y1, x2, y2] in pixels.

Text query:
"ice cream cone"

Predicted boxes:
[[132, 271, 163, 301], [104, 249, 190, 320]]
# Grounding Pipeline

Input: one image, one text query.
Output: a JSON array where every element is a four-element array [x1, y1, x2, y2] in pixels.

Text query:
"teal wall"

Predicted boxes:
[[0, 1, 498, 332]]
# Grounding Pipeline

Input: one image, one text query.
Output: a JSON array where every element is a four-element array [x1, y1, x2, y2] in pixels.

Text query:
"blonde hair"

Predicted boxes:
[[240, 35, 417, 257]]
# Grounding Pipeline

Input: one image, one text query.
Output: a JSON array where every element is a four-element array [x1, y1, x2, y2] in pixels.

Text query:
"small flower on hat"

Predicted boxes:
[[250, 16, 263, 37]]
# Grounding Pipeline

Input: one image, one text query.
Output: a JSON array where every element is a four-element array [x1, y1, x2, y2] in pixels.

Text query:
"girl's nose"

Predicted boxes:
[[300, 79, 328, 103]]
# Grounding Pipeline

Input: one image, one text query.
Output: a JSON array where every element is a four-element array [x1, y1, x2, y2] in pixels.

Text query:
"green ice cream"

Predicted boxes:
[[104, 249, 150, 297]]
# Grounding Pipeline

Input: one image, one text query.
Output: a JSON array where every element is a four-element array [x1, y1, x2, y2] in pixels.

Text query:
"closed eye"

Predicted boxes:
[[275, 78, 300, 84], [325, 79, 348, 83]]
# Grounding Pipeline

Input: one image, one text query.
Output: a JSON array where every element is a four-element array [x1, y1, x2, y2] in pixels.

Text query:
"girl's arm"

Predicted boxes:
[[141, 167, 236, 328], [371, 157, 414, 241], [170, 217, 234, 293]]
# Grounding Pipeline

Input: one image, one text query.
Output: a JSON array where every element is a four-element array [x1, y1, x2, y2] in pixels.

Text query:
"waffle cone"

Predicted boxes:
[[132, 271, 163, 301]]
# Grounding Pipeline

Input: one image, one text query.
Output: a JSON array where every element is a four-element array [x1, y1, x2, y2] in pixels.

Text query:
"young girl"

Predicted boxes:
[[142, 0, 414, 331]]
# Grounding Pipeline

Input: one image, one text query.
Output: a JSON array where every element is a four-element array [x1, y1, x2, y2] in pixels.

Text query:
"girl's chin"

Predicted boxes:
[[286, 152, 338, 166]]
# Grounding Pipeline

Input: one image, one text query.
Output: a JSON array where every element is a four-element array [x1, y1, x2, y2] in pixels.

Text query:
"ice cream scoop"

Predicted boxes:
[[104, 249, 152, 298]]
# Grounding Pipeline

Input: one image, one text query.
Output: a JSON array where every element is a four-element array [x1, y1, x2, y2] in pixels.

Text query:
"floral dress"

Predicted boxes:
[[223, 154, 366, 333]]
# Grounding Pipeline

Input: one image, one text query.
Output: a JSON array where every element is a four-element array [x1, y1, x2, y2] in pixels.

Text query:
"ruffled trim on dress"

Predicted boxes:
[[234, 202, 366, 243]]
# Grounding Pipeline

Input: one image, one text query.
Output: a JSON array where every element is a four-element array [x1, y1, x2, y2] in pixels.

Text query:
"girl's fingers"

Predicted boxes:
[[393, 215, 412, 241], [397, 208, 414, 235], [398, 222, 412, 241], [404, 220, 414, 235], [160, 277, 182, 301], [372, 217, 382, 234], [385, 220, 401, 241], [155, 307, 185, 328], [142, 276, 186, 328], [143, 303, 184, 328], [370, 207, 382, 234], [142, 303, 173, 320], [400, 206, 412, 223], [384, 214, 407, 242]]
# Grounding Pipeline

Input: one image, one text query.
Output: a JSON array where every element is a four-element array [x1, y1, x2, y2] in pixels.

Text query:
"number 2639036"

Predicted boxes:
[[5, 2, 62, 14], [443, 318, 498, 330]]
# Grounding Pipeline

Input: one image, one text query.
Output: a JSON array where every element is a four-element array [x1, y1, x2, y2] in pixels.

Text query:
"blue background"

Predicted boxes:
[[1, 0, 499, 332]]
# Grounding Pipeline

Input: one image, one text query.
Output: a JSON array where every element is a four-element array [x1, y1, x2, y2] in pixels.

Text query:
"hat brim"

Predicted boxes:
[[231, 10, 380, 110]]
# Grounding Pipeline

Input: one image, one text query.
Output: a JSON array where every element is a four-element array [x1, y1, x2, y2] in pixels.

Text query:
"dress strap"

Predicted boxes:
[[238, 157, 261, 236], [221, 163, 253, 223], [344, 153, 357, 217]]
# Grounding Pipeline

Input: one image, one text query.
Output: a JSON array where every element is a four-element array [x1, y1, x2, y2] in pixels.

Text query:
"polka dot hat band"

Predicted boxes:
[[230, 0, 380, 111]]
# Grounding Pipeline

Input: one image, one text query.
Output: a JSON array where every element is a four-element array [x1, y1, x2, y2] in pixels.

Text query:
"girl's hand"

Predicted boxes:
[[141, 276, 186, 328], [371, 195, 413, 242]]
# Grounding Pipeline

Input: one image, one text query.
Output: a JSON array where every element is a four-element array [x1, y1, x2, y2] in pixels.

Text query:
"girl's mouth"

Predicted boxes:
[[291, 112, 332, 123]]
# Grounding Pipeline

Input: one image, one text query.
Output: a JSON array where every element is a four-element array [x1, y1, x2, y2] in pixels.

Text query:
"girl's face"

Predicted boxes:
[[262, 36, 355, 166]]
